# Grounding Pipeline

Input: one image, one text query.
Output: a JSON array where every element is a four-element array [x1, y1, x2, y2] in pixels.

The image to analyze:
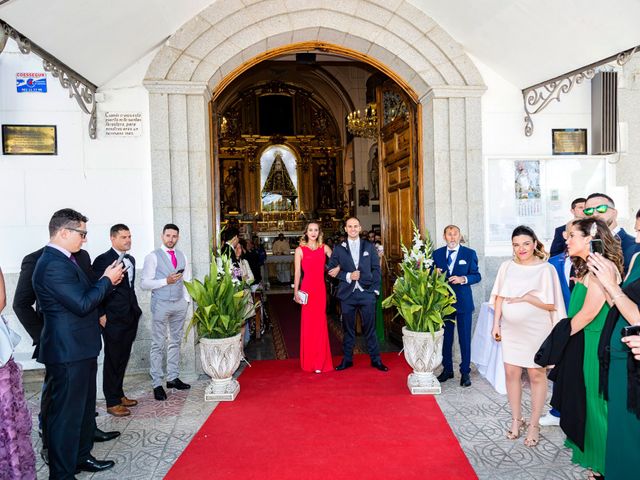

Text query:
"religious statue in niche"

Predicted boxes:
[[317, 163, 336, 209], [261, 149, 298, 211], [223, 163, 241, 213], [368, 146, 379, 200], [359, 189, 370, 207]]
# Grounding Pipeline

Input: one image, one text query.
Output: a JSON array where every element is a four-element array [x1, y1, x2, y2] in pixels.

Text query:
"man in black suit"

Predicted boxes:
[[33, 208, 124, 479], [584, 192, 640, 270], [549, 197, 586, 256], [13, 247, 120, 456], [93, 224, 142, 417], [327, 217, 388, 371]]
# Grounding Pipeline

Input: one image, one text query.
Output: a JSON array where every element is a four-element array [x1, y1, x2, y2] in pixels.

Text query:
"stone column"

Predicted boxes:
[[420, 85, 486, 300], [144, 80, 213, 379]]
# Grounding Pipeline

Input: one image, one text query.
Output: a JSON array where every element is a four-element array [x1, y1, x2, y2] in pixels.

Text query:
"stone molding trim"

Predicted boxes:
[[421, 85, 488, 102], [144, 80, 212, 101], [145, 0, 485, 97]]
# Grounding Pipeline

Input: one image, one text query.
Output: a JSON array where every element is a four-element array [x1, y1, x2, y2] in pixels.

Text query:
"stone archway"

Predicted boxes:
[[143, 0, 487, 374]]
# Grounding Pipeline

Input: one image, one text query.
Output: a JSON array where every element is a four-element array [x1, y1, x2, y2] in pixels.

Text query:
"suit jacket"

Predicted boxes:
[[549, 225, 566, 257], [327, 239, 381, 301], [13, 247, 95, 359], [92, 249, 142, 325], [33, 246, 111, 364], [432, 245, 481, 313], [548, 253, 571, 311], [618, 227, 640, 271]]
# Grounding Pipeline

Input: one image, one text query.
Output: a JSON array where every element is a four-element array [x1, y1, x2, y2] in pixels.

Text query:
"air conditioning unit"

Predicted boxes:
[[591, 71, 617, 155]]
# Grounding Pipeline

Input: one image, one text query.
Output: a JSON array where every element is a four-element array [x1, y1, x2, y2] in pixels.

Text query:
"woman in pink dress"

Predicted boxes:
[[293, 222, 335, 373], [0, 266, 36, 479]]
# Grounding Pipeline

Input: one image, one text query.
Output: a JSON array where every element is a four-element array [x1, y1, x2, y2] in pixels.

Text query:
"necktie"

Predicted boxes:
[[168, 250, 178, 268], [446, 250, 454, 268], [69, 254, 78, 266]]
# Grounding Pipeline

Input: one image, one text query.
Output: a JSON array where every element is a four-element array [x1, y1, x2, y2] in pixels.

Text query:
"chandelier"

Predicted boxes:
[[346, 103, 378, 139]]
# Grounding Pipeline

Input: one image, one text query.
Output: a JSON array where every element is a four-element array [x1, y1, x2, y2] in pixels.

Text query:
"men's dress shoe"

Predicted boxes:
[[76, 456, 115, 473], [437, 370, 454, 383], [460, 374, 472, 387], [167, 378, 191, 390], [107, 405, 131, 417], [371, 361, 389, 372], [335, 360, 353, 371], [40, 448, 49, 465], [94, 429, 120, 443], [120, 396, 138, 407], [154, 386, 167, 400]]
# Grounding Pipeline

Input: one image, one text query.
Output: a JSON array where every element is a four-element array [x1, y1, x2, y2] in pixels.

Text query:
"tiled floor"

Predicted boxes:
[[24, 326, 588, 479]]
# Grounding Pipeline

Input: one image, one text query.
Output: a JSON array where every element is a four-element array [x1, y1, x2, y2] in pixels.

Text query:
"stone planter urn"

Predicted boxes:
[[402, 326, 445, 394], [199, 333, 243, 401]]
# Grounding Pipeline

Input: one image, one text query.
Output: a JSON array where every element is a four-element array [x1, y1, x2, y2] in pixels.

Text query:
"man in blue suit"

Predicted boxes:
[[584, 192, 640, 271], [549, 197, 586, 257], [33, 208, 124, 479], [432, 225, 481, 387], [328, 217, 388, 371]]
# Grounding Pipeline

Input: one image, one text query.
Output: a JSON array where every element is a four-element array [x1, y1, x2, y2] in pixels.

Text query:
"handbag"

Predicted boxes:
[[0, 314, 21, 367]]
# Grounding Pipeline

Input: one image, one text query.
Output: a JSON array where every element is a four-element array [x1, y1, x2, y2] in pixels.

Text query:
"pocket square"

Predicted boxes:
[[363, 251, 369, 256], [458, 259, 467, 265]]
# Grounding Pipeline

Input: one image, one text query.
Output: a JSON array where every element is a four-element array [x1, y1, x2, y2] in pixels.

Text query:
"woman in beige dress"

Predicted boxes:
[[491, 225, 566, 447]]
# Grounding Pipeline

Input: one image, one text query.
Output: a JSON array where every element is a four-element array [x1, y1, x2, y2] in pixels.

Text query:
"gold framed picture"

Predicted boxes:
[[552, 128, 587, 155], [2, 124, 57, 155]]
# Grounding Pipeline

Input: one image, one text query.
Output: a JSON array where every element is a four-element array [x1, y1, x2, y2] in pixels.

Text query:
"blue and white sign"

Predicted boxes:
[[16, 72, 47, 93]]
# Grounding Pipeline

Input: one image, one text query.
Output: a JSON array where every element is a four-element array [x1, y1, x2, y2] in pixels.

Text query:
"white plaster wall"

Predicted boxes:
[[0, 40, 155, 370]]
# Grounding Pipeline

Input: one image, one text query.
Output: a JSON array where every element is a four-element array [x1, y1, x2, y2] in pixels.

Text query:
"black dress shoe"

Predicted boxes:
[[167, 378, 191, 390], [371, 361, 389, 372], [76, 456, 115, 473], [335, 360, 353, 371], [154, 385, 167, 400], [460, 374, 472, 387], [437, 370, 454, 382], [94, 428, 121, 442]]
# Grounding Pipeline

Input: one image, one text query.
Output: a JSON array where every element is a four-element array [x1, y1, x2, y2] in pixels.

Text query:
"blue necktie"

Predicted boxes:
[[446, 250, 454, 268]]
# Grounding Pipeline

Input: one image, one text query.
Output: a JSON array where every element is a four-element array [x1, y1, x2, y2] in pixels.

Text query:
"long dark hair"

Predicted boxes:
[[511, 225, 548, 261], [570, 217, 624, 279]]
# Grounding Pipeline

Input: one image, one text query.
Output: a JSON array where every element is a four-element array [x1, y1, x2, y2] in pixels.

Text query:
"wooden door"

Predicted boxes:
[[378, 87, 417, 343]]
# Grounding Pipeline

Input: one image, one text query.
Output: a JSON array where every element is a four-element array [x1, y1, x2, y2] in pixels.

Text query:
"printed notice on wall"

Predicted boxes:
[[16, 72, 47, 92], [103, 112, 142, 137]]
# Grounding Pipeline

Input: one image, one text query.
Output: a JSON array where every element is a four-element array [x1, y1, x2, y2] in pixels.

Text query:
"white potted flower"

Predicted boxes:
[[382, 224, 456, 394], [184, 250, 257, 401]]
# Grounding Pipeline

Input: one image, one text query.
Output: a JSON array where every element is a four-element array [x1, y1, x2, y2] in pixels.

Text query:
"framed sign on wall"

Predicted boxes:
[[2, 125, 57, 155], [552, 128, 587, 155]]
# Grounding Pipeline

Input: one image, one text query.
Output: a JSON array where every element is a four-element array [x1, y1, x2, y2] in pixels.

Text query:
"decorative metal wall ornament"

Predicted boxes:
[[522, 44, 640, 136], [0, 20, 98, 139], [346, 103, 378, 139], [382, 90, 409, 126]]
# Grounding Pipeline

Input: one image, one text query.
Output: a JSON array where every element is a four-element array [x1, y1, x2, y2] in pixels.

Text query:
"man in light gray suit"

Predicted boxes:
[[141, 223, 192, 401]]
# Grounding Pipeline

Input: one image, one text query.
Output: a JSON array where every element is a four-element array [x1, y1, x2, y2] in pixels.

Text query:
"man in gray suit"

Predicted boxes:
[[141, 224, 192, 401]]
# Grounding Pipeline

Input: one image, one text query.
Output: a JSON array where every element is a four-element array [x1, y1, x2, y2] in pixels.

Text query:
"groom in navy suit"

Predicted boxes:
[[328, 217, 388, 371], [433, 225, 481, 387]]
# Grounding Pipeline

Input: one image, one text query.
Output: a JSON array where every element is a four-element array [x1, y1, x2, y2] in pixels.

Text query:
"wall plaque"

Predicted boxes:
[[552, 128, 587, 155], [2, 125, 57, 155]]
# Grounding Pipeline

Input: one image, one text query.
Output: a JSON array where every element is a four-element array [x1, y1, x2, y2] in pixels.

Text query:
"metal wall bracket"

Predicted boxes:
[[0, 19, 98, 139], [522, 45, 639, 137]]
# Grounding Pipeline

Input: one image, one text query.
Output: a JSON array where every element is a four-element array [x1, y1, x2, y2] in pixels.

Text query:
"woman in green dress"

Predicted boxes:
[[564, 218, 624, 478], [588, 225, 640, 480]]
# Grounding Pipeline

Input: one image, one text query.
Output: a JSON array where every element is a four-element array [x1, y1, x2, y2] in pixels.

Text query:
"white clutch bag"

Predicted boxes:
[[297, 290, 309, 305], [0, 315, 21, 367]]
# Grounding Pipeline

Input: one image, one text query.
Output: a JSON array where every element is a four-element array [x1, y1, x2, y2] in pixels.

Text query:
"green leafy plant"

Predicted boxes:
[[382, 223, 456, 333], [184, 249, 258, 339]]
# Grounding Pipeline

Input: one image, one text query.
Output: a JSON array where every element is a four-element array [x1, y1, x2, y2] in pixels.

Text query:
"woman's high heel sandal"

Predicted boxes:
[[524, 423, 540, 447], [506, 417, 525, 439]]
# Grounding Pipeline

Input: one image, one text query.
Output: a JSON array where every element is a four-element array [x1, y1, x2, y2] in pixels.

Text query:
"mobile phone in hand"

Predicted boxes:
[[176, 268, 185, 274], [590, 239, 605, 255], [621, 324, 640, 337]]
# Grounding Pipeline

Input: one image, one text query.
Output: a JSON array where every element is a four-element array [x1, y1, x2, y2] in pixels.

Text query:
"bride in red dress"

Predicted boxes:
[[293, 222, 336, 373]]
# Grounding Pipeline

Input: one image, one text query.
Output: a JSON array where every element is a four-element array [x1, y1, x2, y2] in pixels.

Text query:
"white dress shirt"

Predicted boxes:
[[140, 244, 191, 302]]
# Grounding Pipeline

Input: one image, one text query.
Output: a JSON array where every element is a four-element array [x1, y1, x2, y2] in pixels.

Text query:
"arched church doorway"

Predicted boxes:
[[210, 49, 419, 343]]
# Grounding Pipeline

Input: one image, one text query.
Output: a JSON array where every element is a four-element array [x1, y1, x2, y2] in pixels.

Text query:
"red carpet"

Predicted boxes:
[[166, 353, 477, 480], [268, 293, 343, 359]]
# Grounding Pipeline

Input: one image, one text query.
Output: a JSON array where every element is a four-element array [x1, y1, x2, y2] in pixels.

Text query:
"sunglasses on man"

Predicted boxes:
[[583, 204, 614, 216]]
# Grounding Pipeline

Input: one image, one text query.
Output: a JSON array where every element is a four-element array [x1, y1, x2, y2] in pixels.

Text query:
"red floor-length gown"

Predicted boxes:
[[299, 246, 333, 372]]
